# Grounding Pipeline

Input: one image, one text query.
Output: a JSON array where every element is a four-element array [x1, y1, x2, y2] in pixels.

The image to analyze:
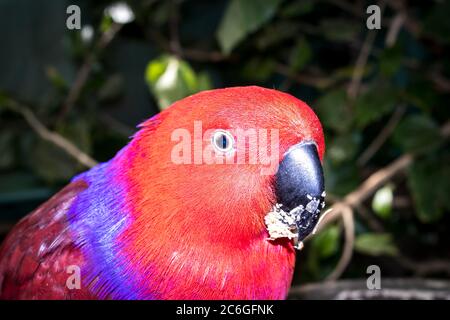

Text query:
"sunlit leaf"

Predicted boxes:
[[145, 56, 212, 110], [104, 2, 135, 25], [100, 15, 114, 33], [372, 184, 394, 219]]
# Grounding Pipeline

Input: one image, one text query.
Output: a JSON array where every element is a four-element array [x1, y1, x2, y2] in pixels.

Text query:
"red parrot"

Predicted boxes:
[[0, 86, 325, 299]]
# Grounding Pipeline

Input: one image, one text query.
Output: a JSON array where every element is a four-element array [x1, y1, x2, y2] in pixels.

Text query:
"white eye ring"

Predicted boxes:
[[211, 130, 235, 154]]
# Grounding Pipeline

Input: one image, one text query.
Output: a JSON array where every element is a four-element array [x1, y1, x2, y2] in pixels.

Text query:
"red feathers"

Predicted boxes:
[[116, 86, 323, 298], [0, 86, 324, 299], [0, 181, 95, 299]]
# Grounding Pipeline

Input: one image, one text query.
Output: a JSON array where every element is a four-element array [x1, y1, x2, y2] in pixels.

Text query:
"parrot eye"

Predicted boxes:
[[211, 130, 235, 153]]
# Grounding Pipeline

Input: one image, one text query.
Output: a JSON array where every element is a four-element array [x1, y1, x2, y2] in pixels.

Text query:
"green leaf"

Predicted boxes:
[[146, 57, 167, 84], [393, 115, 442, 153], [355, 84, 397, 128], [280, 0, 314, 18], [255, 21, 298, 50], [145, 56, 212, 110], [0, 92, 9, 108], [407, 155, 450, 223], [290, 38, 312, 72], [327, 133, 361, 165], [323, 159, 360, 197], [372, 184, 394, 219], [45, 66, 68, 91], [332, 65, 373, 82], [241, 58, 275, 81], [216, 0, 282, 54], [311, 225, 341, 258], [315, 89, 353, 133], [100, 14, 114, 33], [403, 79, 439, 112], [151, 1, 171, 26], [379, 46, 403, 77], [197, 72, 213, 92], [355, 233, 398, 256]]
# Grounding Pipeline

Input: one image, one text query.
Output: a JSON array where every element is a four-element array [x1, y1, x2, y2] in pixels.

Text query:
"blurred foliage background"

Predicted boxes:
[[0, 0, 449, 289]]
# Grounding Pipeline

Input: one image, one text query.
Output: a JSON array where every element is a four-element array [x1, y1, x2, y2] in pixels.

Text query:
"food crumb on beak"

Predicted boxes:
[[264, 203, 299, 241], [264, 192, 326, 250]]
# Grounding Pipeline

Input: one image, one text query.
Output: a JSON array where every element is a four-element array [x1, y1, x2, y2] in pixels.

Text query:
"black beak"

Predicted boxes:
[[275, 142, 325, 242]]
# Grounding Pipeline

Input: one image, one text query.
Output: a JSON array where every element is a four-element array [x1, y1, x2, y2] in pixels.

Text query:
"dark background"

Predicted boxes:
[[0, 0, 449, 297]]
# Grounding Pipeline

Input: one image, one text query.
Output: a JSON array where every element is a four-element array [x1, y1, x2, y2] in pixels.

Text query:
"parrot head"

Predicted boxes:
[[123, 85, 325, 249]]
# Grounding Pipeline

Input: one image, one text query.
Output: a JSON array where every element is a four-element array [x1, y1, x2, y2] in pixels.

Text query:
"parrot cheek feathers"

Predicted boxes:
[[272, 141, 326, 245]]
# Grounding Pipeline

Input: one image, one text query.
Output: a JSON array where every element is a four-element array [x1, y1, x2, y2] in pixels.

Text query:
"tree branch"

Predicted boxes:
[[274, 63, 332, 89], [309, 121, 450, 279], [357, 104, 406, 166], [347, 30, 378, 99], [385, 12, 406, 47], [59, 22, 122, 121], [325, 205, 355, 281], [5, 100, 98, 168], [396, 254, 450, 277], [347, 1, 387, 99]]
